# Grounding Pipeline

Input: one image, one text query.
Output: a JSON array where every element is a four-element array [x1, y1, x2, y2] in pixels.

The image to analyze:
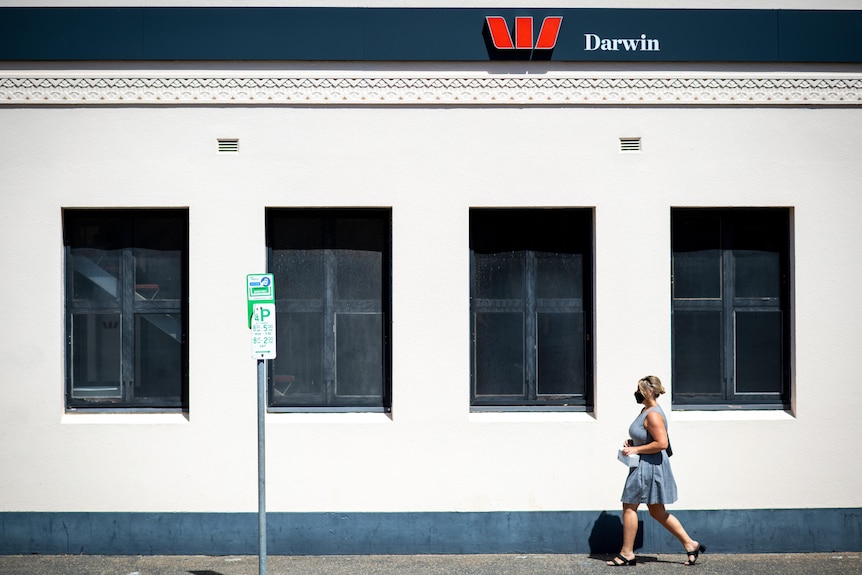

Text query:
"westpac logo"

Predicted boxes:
[[484, 16, 563, 58]]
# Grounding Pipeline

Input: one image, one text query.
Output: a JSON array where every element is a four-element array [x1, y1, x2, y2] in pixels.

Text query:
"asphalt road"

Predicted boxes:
[[1, 553, 860, 575]]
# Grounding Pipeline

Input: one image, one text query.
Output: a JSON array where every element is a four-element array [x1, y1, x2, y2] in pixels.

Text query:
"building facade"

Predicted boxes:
[[1, 1, 861, 555]]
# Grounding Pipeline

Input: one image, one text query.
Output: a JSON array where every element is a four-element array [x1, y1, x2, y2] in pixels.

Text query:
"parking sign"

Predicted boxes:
[[247, 274, 276, 359]]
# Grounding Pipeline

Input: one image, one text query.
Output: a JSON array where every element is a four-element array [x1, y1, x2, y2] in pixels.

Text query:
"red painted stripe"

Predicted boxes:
[[485, 16, 514, 50], [515, 17, 533, 50], [535, 17, 563, 49]]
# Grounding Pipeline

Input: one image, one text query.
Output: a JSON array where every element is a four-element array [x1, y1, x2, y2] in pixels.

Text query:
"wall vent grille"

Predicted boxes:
[[218, 139, 239, 153], [620, 137, 641, 152]]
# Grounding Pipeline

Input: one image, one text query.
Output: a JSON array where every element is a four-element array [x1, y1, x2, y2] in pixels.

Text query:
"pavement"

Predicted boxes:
[[1, 553, 860, 575]]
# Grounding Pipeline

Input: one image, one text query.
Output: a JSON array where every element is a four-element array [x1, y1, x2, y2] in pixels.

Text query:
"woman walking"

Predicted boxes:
[[608, 375, 705, 567]]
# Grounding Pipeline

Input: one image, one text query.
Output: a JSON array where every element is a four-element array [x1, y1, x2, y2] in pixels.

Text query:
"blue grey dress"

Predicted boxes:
[[621, 405, 678, 504]]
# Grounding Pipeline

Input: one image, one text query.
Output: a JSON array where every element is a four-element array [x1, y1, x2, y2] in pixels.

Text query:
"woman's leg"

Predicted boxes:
[[647, 504, 699, 559], [607, 503, 640, 565]]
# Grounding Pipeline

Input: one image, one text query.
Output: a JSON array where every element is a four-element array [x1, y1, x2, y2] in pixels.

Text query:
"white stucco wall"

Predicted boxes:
[[0, 0, 860, 530], [2, 82, 861, 516]]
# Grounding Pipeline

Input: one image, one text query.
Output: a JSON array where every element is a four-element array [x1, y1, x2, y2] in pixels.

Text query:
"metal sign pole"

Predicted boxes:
[[258, 358, 267, 575], [247, 273, 276, 575]]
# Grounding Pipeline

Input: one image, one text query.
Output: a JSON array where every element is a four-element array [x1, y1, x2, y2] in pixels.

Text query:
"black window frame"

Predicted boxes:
[[63, 208, 189, 411], [469, 208, 594, 411], [266, 208, 392, 413], [671, 207, 792, 410]]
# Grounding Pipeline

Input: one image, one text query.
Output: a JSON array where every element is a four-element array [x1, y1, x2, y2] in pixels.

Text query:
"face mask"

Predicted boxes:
[[634, 390, 646, 404]]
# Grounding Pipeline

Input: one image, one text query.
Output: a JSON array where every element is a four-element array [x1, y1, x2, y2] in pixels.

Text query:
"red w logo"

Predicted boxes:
[[485, 16, 563, 50]]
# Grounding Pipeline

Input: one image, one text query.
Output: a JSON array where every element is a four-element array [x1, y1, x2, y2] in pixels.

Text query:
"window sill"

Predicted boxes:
[[267, 411, 393, 424], [671, 409, 794, 422], [469, 411, 596, 424], [61, 412, 189, 424]]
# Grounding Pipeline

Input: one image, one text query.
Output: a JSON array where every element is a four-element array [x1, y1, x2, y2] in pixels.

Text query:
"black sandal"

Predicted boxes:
[[608, 554, 637, 567], [685, 544, 706, 566]]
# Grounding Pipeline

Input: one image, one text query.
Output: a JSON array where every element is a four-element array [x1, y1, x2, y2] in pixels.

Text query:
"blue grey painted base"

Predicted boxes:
[[2, 509, 860, 555]]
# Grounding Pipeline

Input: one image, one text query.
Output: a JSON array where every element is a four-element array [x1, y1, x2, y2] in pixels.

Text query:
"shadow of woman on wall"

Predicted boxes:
[[588, 511, 643, 557]]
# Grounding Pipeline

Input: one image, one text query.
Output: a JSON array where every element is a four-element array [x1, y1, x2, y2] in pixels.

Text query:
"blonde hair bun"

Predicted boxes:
[[640, 375, 666, 396]]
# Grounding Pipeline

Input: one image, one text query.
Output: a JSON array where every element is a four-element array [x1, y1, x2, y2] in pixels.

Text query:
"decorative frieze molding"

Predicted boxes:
[[1, 75, 861, 106]]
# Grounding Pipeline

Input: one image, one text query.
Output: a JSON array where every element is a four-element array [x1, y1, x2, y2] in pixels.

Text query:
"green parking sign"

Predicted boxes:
[[246, 274, 275, 327], [247, 274, 276, 359]]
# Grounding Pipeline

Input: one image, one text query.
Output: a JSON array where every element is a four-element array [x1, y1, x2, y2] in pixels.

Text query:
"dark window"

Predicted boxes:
[[671, 208, 791, 409], [64, 209, 188, 410], [470, 209, 593, 410], [267, 209, 391, 411]]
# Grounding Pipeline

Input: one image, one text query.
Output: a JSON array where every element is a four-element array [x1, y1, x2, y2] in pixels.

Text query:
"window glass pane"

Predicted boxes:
[[271, 312, 324, 405], [336, 250, 382, 301], [673, 250, 721, 299], [134, 314, 182, 400], [272, 250, 325, 301], [474, 251, 525, 300], [335, 313, 383, 398], [269, 214, 324, 249], [471, 210, 527, 301], [335, 216, 385, 301], [133, 213, 185, 250], [731, 211, 786, 298], [66, 213, 123, 301], [130, 213, 185, 301], [134, 248, 182, 301], [536, 252, 583, 300], [672, 310, 723, 395], [71, 248, 122, 302], [474, 312, 524, 396], [269, 216, 325, 300], [735, 311, 783, 394], [335, 215, 387, 252], [673, 211, 721, 299], [731, 210, 787, 251], [537, 312, 585, 396], [65, 213, 123, 250], [734, 250, 780, 298], [71, 313, 122, 398]]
